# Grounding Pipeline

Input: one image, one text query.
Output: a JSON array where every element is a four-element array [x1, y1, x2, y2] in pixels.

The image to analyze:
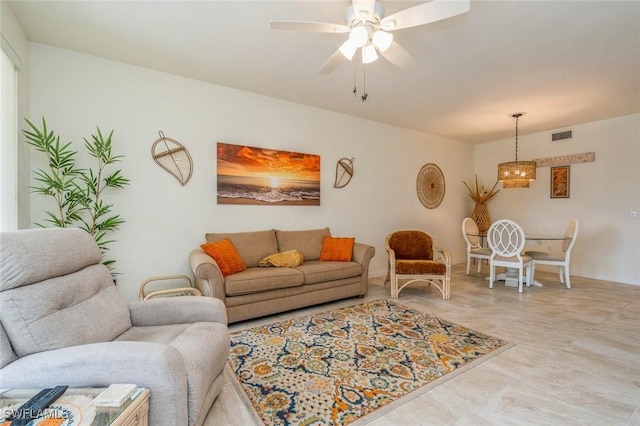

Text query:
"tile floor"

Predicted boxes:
[[204, 264, 640, 425]]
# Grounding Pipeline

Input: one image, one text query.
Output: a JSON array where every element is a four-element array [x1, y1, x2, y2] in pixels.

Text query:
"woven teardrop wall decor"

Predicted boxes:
[[151, 131, 193, 186]]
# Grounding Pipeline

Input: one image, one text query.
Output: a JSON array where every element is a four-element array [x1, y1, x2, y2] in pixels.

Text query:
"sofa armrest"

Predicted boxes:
[[129, 297, 227, 326], [0, 341, 188, 426], [189, 249, 227, 301], [352, 242, 375, 266], [352, 242, 375, 295]]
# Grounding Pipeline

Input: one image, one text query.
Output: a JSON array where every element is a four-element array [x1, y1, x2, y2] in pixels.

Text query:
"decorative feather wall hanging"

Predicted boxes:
[[151, 131, 193, 186], [334, 157, 354, 188]]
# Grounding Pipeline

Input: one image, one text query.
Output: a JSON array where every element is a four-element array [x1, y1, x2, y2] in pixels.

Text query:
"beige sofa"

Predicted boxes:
[[189, 228, 375, 323]]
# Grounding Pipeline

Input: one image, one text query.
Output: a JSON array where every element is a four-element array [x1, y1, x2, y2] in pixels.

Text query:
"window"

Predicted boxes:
[[1, 47, 18, 231]]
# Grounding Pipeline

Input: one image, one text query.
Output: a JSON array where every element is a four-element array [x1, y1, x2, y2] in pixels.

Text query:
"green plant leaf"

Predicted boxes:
[[105, 170, 130, 188], [25, 118, 129, 274]]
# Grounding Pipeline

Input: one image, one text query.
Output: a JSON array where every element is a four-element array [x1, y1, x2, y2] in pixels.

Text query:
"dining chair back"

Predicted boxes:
[[526, 219, 579, 289], [562, 220, 579, 253], [487, 219, 532, 293], [461, 217, 492, 275]]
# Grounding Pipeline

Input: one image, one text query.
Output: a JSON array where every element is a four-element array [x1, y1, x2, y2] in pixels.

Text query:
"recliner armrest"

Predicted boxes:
[[0, 341, 189, 426], [129, 297, 227, 327]]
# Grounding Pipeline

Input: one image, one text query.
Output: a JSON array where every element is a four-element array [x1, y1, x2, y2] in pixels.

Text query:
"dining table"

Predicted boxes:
[[466, 231, 570, 287]]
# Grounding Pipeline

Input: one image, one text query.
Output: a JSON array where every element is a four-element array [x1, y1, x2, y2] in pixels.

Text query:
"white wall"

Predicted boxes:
[[28, 44, 474, 301], [474, 114, 640, 285]]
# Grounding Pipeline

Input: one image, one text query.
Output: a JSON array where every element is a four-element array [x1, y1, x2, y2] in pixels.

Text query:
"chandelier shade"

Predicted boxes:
[[497, 161, 537, 188], [497, 113, 536, 189]]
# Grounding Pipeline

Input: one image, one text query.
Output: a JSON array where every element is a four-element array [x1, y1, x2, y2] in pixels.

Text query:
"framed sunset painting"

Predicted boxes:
[[217, 142, 320, 206]]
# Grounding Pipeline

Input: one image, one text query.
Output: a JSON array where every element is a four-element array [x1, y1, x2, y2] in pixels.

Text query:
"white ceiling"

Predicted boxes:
[[8, 0, 640, 143]]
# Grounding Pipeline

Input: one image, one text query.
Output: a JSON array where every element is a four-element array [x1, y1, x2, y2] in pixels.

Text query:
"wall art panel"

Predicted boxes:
[[217, 142, 320, 206]]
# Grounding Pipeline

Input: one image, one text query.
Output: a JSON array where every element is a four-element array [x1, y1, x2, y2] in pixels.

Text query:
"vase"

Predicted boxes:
[[471, 203, 491, 233]]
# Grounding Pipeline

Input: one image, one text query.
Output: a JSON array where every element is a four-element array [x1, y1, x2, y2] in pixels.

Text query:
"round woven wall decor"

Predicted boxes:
[[416, 163, 446, 209]]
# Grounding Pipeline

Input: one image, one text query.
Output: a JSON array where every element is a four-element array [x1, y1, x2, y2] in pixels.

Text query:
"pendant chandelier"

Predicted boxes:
[[497, 112, 536, 188]]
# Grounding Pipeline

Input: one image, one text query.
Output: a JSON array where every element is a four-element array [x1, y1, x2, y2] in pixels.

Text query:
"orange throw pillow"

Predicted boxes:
[[319, 236, 355, 262], [201, 239, 247, 277]]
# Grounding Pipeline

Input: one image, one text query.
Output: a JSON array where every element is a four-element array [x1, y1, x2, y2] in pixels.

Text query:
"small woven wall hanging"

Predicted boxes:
[[416, 163, 446, 209], [334, 157, 354, 188], [151, 131, 193, 186]]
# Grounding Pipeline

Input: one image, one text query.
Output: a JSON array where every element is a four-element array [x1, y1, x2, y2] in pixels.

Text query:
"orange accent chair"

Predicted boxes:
[[385, 230, 451, 300]]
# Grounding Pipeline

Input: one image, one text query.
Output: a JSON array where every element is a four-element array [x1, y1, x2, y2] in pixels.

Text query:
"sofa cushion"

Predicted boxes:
[[296, 260, 362, 285], [395, 260, 446, 275], [388, 231, 434, 260], [276, 228, 330, 261], [319, 236, 355, 261], [201, 239, 247, 277], [224, 267, 304, 296], [205, 229, 277, 268]]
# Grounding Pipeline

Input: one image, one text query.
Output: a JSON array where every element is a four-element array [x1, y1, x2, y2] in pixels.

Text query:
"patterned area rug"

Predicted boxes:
[[227, 299, 511, 425]]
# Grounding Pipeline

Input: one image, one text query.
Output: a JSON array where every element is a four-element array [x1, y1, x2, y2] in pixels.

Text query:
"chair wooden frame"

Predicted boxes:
[[139, 274, 202, 300], [462, 217, 492, 275], [385, 230, 451, 300], [487, 219, 533, 294], [527, 219, 579, 289]]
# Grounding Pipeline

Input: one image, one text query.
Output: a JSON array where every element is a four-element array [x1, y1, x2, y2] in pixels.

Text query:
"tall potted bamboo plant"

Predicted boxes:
[[23, 117, 130, 272]]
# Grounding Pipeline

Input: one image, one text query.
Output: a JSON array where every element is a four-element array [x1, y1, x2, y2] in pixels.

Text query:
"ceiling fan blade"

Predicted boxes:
[[319, 50, 346, 74], [380, 42, 416, 70], [380, 0, 470, 32], [352, 0, 376, 21], [270, 21, 350, 33]]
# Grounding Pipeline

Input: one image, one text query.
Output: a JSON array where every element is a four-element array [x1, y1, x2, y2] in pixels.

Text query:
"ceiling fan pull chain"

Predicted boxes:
[[353, 59, 357, 96], [361, 63, 368, 102]]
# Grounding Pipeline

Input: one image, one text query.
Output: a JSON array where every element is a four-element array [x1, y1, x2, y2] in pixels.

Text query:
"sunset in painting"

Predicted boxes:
[[217, 143, 320, 205]]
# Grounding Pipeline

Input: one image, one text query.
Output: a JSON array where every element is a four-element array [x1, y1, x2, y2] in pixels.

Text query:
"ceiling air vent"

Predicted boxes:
[[552, 130, 572, 141]]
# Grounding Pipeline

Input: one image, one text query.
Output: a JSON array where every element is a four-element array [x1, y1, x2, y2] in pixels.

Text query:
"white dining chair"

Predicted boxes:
[[461, 217, 492, 275], [487, 219, 532, 293], [525, 219, 579, 289]]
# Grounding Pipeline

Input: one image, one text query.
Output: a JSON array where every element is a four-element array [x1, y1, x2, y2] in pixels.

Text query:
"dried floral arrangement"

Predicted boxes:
[[463, 176, 500, 233], [463, 175, 500, 205]]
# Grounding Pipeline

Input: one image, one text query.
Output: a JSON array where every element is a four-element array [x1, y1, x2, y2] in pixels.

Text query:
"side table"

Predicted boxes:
[[0, 387, 150, 426], [94, 388, 150, 426]]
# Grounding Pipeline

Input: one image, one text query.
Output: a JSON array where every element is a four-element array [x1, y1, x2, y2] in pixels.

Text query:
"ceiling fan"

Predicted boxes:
[[270, 0, 470, 74]]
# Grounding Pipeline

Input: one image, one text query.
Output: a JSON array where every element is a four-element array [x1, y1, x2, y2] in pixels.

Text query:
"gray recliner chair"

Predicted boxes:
[[0, 227, 230, 426]]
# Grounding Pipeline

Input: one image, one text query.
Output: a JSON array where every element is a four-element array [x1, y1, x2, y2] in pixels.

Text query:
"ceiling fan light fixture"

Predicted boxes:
[[362, 44, 378, 64], [372, 30, 393, 52], [272, 0, 471, 76], [339, 39, 357, 60], [349, 25, 369, 48]]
